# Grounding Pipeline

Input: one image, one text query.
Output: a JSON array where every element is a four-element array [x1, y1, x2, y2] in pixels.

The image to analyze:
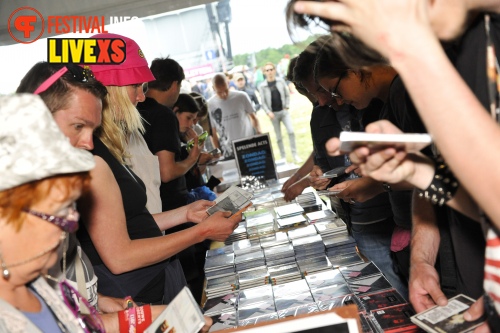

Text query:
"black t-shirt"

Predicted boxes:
[[310, 102, 392, 224], [77, 136, 166, 303], [138, 97, 188, 211], [267, 80, 283, 111]]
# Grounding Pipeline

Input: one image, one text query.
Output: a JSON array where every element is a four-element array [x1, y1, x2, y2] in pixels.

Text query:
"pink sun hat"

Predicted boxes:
[[89, 33, 155, 86]]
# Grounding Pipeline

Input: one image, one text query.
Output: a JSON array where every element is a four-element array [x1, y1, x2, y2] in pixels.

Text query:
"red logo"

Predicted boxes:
[[8, 7, 45, 44]]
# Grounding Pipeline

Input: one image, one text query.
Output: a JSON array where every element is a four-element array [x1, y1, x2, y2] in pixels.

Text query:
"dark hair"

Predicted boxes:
[[285, 0, 387, 68], [16, 62, 108, 113], [293, 35, 330, 85], [189, 92, 208, 119], [174, 93, 199, 114], [148, 57, 185, 91]]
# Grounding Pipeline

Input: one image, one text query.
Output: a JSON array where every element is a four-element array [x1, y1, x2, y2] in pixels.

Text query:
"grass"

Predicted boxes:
[[256, 91, 314, 164]]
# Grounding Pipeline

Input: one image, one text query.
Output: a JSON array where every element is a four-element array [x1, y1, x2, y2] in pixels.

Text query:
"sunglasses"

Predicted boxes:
[[60, 280, 104, 333], [23, 203, 79, 233], [34, 64, 95, 95], [265, 68, 275, 72]]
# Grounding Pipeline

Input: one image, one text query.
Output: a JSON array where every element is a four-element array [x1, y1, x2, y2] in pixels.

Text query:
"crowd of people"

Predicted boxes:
[[1, 0, 499, 332]]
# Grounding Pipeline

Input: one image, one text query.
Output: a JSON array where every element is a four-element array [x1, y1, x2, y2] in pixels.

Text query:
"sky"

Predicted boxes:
[[0, 0, 314, 94]]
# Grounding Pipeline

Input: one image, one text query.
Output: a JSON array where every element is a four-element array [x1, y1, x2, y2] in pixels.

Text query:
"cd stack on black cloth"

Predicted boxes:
[[305, 209, 337, 224], [272, 279, 318, 319]]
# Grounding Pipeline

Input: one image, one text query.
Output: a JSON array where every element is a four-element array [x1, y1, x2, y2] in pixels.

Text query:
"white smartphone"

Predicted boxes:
[[339, 131, 432, 153]]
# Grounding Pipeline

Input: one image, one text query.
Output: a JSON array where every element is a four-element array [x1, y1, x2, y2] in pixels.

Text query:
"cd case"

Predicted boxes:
[[207, 185, 253, 216]]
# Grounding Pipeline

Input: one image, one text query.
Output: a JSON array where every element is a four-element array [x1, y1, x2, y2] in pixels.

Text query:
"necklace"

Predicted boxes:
[[1, 232, 66, 280]]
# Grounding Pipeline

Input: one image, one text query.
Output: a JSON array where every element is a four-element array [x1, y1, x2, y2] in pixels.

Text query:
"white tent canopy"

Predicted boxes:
[[0, 0, 214, 46]]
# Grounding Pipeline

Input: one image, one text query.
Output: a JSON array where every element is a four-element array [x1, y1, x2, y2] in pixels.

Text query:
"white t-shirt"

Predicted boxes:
[[208, 90, 255, 158]]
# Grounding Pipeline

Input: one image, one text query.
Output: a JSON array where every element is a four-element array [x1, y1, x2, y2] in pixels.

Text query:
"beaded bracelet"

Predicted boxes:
[[416, 155, 459, 206]]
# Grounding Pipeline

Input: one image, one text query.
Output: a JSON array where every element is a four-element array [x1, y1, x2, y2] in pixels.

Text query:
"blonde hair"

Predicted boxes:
[[96, 86, 145, 164]]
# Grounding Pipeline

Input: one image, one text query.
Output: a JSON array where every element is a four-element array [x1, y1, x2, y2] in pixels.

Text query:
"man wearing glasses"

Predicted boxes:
[[258, 62, 301, 163]]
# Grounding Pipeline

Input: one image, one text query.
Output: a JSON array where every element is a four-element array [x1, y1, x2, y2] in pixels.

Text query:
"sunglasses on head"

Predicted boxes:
[[34, 64, 95, 95], [60, 280, 104, 333]]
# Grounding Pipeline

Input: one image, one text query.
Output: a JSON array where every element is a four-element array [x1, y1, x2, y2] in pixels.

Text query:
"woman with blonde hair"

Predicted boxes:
[[78, 33, 240, 306]]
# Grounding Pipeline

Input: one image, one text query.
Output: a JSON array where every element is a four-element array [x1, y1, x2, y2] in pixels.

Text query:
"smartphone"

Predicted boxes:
[[339, 131, 432, 153], [186, 131, 209, 152], [318, 166, 348, 179]]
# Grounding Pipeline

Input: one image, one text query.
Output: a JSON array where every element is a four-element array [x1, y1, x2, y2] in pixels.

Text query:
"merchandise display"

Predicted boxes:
[[203, 187, 414, 332]]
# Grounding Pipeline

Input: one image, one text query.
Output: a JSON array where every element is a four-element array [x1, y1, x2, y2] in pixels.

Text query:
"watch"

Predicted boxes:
[[382, 182, 392, 192]]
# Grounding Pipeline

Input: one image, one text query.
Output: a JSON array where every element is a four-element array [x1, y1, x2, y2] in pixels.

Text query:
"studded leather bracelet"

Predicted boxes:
[[416, 155, 459, 206]]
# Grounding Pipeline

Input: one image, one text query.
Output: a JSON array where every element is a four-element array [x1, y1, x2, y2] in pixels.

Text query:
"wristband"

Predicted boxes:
[[416, 155, 458, 206], [118, 307, 136, 333], [118, 305, 152, 333]]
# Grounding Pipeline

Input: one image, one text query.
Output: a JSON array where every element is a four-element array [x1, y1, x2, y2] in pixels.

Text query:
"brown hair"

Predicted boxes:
[[0, 173, 90, 231]]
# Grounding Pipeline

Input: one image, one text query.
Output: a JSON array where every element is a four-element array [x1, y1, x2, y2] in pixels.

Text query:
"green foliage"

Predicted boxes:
[[233, 35, 317, 69]]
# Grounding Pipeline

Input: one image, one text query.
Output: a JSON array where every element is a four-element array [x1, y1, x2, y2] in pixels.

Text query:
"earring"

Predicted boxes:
[[0, 251, 10, 280]]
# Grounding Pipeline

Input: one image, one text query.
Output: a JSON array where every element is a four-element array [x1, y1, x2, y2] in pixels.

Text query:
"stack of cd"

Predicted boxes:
[[224, 222, 248, 245], [238, 266, 270, 289], [204, 253, 235, 275], [273, 196, 289, 207], [259, 231, 289, 249], [292, 234, 325, 261], [276, 214, 307, 230], [314, 218, 348, 237], [296, 255, 333, 275], [274, 203, 304, 219], [245, 212, 275, 238], [305, 209, 337, 224], [208, 311, 237, 332], [205, 247, 236, 280], [263, 243, 296, 267], [287, 225, 318, 240], [237, 285, 277, 327], [206, 274, 238, 299], [273, 280, 318, 319], [251, 193, 273, 205], [323, 233, 357, 258], [234, 248, 266, 272], [268, 263, 302, 285]]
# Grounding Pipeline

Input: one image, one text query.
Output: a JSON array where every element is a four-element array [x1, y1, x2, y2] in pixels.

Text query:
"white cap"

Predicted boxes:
[[0, 94, 95, 191]]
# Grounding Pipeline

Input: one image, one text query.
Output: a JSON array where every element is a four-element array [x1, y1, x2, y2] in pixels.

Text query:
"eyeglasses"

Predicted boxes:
[[60, 280, 105, 333], [330, 75, 344, 100], [265, 68, 274, 72], [23, 203, 79, 233], [34, 64, 95, 95]]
